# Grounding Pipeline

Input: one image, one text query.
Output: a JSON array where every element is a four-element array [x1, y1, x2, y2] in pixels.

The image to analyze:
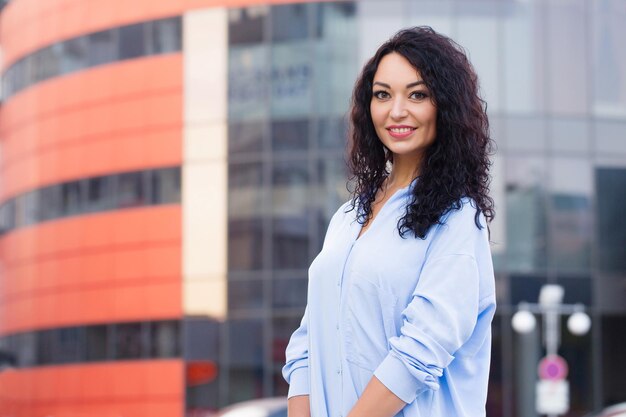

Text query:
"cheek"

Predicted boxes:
[[417, 107, 437, 130], [370, 103, 386, 127]]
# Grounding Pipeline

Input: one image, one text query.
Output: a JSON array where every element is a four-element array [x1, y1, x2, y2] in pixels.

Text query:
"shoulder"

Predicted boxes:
[[324, 199, 355, 231], [438, 197, 486, 231], [425, 197, 488, 258]]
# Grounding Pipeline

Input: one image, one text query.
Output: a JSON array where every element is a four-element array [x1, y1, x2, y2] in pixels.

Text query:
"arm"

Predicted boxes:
[[347, 376, 405, 417], [288, 395, 311, 417], [282, 307, 310, 412]]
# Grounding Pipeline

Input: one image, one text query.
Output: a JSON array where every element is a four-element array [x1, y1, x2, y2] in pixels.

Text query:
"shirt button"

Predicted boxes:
[[337, 281, 340, 286], [337, 368, 341, 375], [336, 324, 339, 330]]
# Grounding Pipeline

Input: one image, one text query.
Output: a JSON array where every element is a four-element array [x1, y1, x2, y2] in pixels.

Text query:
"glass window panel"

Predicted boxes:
[[556, 275, 592, 306], [54, 327, 83, 364], [595, 167, 626, 273], [505, 157, 548, 272], [504, 115, 547, 152], [270, 4, 310, 42], [601, 314, 626, 405], [150, 17, 182, 54], [270, 42, 313, 119], [549, 117, 590, 153], [39, 184, 62, 221], [61, 36, 88, 74], [48, 43, 64, 79], [228, 279, 265, 311], [358, 1, 405, 64], [594, 119, 626, 155], [11, 61, 24, 93], [0, 200, 16, 233], [486, 315, 503, 417], [34, 47, 59, 82], [510, 274, 547, 305], [594, 276, 626, 314], [317, 157, 350, 216], [546, 0, 588, 115], [117, 172, 145, 208], [272, 277, 307, 309], [316, 158, 350, 250], [229, 162, 265, 219], [36, 329, 55, 365], [228, 219, 264, 271], [86, 175, 116, 212], [87, 29, 118, 66], [228, 318, 264, 403], [2, 67, 12, 98], [228, 44, 270, 122], [228, 162, 265, 271], [272, 370, 290, 399], [548, 158, 592, 272], [272, 160, 310, 269], [592, 0, 626, 117], [228, 6, 268, 45], [151, 320, 180, 358], [229, 121, 265, 154], [29, 48, 50, 85], [317, 117, 348, 150], [313, 3, 358, 118], [85, 325, 109, 361], [456, 2, 501, 112], [502, 0, 547, 114], [271, 315, 302, 368], [0, 336, 17, 368], [13, 332, 36, 367], [271, 119, 309, 152], [115, 323, 143, 359], [119, 23, 146, 60], [61, 181, 84, 216], [183, 318, 219, 360], [16, 191, 39, 227], [150, 168, 181, 204]]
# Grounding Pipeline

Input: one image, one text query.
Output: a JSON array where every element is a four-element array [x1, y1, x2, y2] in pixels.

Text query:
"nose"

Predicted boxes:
[[390, 98, 408, 120]]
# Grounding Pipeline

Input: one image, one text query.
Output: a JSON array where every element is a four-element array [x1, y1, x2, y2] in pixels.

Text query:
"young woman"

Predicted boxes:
[[283, 26, 496, 417]]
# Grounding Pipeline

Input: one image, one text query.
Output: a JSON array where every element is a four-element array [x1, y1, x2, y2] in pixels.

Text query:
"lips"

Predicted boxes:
[[386, 125, 417, 139]]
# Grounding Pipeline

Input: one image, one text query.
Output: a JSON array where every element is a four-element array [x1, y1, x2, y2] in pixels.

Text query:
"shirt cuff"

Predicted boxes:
[[374, 353, 431, 404], [287, 366, 310, 399]]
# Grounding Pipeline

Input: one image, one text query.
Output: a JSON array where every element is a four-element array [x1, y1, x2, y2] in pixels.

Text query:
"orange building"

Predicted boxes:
[[1, 0, 626, 416]]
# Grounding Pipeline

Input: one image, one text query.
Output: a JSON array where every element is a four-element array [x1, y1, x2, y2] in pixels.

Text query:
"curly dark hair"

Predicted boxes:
[[347, 26, 495, 239]]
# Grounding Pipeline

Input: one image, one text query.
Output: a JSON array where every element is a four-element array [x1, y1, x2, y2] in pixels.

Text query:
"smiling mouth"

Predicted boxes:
[[387, 127, 417, 138], [387, 127, 416, 134]]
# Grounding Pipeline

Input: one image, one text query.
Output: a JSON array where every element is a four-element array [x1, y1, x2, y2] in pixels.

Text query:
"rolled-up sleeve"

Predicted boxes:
[[374, 254, 480, 403], [282, 306, 310, 398]]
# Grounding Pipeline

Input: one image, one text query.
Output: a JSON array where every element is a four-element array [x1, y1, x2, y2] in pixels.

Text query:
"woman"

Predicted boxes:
[[283, 27, 496, 417]]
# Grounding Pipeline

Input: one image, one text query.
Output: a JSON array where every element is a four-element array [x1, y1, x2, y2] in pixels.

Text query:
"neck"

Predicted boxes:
[[386, 153, 421, 189]]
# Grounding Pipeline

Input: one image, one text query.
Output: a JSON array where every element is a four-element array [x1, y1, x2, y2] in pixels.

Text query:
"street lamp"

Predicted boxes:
[[511, 284, 591, 417]]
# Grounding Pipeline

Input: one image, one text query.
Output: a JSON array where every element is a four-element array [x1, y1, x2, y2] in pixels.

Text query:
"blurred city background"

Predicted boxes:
[[0, 0, 624, 416]]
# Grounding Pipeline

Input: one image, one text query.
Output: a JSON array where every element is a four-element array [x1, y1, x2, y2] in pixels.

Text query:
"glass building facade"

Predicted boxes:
[[220, 1, 626, 416], [0, 0, 624, 416]]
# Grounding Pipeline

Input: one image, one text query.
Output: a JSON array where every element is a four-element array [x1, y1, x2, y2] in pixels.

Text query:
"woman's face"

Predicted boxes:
[[370, 52, 437, 166]]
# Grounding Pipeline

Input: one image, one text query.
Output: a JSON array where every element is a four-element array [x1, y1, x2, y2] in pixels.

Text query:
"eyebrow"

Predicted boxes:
[[373, 81, 426, 89]]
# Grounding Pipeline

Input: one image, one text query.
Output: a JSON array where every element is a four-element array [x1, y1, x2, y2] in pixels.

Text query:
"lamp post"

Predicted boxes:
[[511, 284, 591, 417]]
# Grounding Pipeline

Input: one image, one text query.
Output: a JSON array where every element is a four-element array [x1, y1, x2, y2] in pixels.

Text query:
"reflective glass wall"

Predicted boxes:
[[219, 1, 626, 416], [225, 2, 357, 405]]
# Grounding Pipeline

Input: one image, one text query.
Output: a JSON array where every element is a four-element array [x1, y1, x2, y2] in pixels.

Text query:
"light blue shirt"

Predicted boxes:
[[282, 183, 496, 417]]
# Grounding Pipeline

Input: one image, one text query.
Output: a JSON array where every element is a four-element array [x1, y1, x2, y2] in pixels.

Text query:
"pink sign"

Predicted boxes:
[[538, 355, 569, 380]]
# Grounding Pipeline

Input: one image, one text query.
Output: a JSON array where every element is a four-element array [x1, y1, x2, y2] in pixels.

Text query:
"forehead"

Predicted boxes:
[[373, 52, 422, 85]]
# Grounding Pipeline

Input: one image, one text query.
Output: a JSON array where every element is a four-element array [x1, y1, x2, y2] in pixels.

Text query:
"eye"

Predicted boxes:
[[373, 90, 390, 100], [409, 91, 429, 100]]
